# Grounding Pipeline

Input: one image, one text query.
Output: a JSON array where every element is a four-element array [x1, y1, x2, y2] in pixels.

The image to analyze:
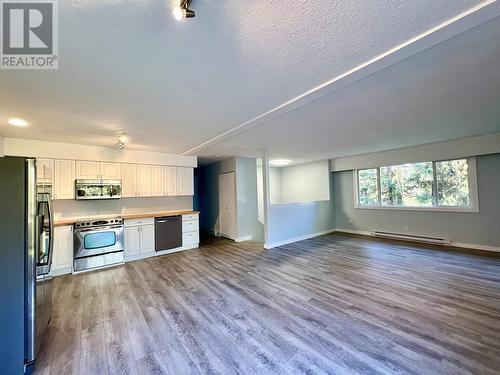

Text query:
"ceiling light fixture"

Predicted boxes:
[[270, 159, 292, 167], [173, 0, 195, 21], [8, 118, 29, 127], [117, 131, 128, 150]]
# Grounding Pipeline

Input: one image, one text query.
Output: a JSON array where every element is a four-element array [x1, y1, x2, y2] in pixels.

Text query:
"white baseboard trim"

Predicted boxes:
[[334, 228, 500, 253], [235, 235, 252, 243], [450, 242, 500, 253], [264, 229, 335, 249]]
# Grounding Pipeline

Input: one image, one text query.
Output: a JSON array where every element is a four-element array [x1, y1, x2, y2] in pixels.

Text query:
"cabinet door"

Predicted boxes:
[[121, 163, 137, 198], [165, 166, 177, 196], [139, 225, 155, 253], [137, 164, 152, 197], [151, 166, 164, 196], [124, 227, 140, 258], [100, 162, 122, 180], [52, 225, 73, 273], [75, 160, 100, 179], [54, 159, 75, 199], [36, 158, 53, 182], [177, 167, 194, 196]]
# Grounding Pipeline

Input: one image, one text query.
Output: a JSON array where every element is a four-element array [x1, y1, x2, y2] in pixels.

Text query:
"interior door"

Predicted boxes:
[[218, 172, 236, 240]]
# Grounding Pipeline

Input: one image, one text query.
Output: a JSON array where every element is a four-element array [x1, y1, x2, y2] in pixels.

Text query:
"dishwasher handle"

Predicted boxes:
[[155, 215, 181, 223]]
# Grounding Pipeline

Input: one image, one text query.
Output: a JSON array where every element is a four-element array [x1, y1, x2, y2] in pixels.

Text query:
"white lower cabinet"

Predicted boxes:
[[182, 213, 199, 248], [124, 218, 155, 261], [51, 225, 73, 276]]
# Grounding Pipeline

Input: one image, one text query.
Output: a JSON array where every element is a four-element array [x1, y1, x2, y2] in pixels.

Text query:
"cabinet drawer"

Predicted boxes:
[[124, 217, 154, 227], [182, 219, 199, 233], [182, 231, 199, 246], [182, 213, 198, 221]]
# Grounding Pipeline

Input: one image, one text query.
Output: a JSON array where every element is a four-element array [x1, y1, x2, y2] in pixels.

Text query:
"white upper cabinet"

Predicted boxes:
[[40, 158, 194, 199], [165, 166, 177, 196], [100, 162, 122, 180], [76, 160, 122, 180], [137, 164, 152, 197], [151, 166, 164, 196], [54, 159, 75, 199], [177, 167, 194, 196], [36, 158, 54, 183], [75, 160, 100, 179], [121, 163, 137, 198]]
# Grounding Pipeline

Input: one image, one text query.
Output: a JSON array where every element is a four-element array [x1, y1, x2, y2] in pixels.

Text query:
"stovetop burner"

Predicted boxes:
[[74, 217, 123, 229]]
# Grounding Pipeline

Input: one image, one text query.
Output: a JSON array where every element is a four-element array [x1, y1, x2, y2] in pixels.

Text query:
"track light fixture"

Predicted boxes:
[[117, 131, 128, 150], [173, 0, 195, 21]]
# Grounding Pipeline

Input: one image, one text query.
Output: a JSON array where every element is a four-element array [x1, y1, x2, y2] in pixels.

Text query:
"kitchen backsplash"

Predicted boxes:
[[53, 196, 193, 219]]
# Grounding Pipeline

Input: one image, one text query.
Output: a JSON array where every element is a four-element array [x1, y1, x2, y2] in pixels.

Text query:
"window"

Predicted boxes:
[[357, 169, 378, 206], [380, 162, 433, 207], [355, 158, 477, 211], [436, 159, 470, 207]]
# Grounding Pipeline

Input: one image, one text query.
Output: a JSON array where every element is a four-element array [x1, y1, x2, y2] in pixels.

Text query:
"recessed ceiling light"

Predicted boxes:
[[270, 159, 292, 167], [8, 118, 29, 127]]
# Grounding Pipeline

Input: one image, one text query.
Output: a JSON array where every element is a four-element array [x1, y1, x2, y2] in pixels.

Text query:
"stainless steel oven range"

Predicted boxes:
[[73, 217, 124, 272]]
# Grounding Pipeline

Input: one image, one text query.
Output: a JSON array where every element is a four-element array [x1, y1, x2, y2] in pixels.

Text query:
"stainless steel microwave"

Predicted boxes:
[[75, 179, 122, 200]]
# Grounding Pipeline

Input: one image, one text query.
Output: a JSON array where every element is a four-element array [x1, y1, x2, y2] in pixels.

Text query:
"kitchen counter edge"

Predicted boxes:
[[54, 210, 199, 227]]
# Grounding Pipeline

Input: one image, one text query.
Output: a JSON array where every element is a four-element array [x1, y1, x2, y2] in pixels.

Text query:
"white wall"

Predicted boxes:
[[330, 133, 500, 171], [269, 167, 282, 205], [3, 137, 197, 167], [280, 160, 330, 204], [269, 160, 330, 205], [54, 196, 193, 220]]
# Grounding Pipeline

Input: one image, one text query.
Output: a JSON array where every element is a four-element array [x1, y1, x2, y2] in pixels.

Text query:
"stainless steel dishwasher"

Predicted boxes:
[[155, 215, 182, 251]]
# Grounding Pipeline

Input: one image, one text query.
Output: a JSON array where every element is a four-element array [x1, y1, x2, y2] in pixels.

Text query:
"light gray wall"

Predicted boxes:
[[267, 200, 335, 246], [333, 153, 500, 247]]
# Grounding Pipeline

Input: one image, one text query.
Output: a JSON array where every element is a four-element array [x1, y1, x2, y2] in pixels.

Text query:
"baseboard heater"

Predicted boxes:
[[371, 231, 450, 246]]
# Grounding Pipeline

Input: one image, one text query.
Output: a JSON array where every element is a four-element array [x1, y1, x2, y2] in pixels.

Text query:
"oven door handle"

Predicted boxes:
[[74, 225, 123, 233]]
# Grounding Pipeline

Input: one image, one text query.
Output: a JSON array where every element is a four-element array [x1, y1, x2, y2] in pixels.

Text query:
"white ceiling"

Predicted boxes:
[[0, 0, 498, 162], [199, 13, 500, 164]]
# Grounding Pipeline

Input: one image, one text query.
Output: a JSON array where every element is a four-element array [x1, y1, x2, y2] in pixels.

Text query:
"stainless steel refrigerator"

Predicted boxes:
[[0, 157, 54, 375]]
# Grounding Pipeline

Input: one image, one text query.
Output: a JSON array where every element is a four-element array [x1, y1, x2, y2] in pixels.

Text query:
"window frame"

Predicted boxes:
[[353, 157, 479, 213]]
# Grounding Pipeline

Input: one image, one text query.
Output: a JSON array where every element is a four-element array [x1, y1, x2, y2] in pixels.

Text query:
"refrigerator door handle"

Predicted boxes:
[[47, 196, 54, 274]]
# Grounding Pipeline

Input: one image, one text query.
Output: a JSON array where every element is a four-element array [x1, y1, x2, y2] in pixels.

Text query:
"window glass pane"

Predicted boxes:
[[358, 169, 378, 205], [84, 231, 116, 249], [380, 162, 433, 207], [436, 159, 470, 207]]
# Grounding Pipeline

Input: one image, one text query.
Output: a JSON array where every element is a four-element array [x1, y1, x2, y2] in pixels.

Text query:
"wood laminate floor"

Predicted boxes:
[[34, 233, 500, 375]]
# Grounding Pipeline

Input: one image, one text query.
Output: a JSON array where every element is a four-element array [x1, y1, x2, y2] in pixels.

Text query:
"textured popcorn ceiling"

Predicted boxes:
[[0, 0, 496, 158]]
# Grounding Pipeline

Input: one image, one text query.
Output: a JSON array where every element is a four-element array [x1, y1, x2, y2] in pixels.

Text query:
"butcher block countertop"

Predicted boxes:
[[54, 210, 199, 227]]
